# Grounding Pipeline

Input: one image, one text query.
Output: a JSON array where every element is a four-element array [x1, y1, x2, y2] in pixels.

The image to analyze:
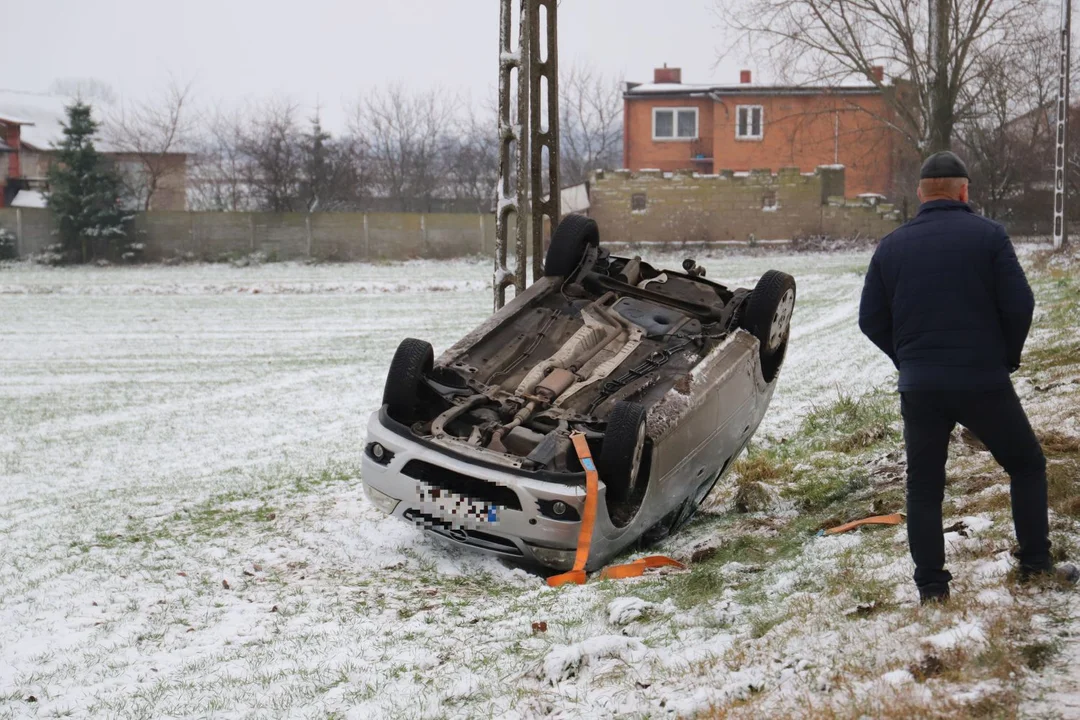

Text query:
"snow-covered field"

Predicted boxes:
[[1, 251, 1076, 718]]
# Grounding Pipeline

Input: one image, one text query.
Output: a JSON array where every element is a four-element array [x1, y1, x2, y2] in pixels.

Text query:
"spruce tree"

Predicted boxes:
[[47, 101, 133, 263], [300, 112, 333, 213]]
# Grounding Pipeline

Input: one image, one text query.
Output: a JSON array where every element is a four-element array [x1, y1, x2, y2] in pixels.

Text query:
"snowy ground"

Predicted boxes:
[[0, 250, 1076, 718]]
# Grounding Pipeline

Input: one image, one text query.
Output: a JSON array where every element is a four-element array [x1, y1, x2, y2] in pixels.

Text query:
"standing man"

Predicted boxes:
[[859, 151, 1078, 604]]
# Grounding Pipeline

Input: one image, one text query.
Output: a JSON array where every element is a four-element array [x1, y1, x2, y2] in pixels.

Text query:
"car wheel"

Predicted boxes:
[[740, 270, 796, 382], [599, 401, 648, 505], [383, 338, 433, 424], [545, 214, 599, 277]]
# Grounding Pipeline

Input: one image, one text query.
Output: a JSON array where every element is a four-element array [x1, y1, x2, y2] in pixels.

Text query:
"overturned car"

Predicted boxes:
[[361, 215, 796, 571]]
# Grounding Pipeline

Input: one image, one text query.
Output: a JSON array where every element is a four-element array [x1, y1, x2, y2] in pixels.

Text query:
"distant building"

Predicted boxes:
[[0, 90, 188, 210], [622, 66, 903, 198]]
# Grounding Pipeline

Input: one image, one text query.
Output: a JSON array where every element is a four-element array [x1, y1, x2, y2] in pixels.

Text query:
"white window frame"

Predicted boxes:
[[735, 105, 764, 140], [652, 107, 699, 141]]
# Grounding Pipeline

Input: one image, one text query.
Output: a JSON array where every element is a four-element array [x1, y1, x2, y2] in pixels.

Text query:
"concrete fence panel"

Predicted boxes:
[[0, 207, 506, 262], [424, 213, 488, 258], [0, 208, 56, 256], [251, 213, 310, 261], [310, 213, 363, 261], [367, 213, 425, 260], [191, 212, 253, 259], [1, 187, 901, 262]]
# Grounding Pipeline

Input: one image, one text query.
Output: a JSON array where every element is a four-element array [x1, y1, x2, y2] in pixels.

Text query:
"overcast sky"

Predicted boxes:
[[2, 0, 747, 131]]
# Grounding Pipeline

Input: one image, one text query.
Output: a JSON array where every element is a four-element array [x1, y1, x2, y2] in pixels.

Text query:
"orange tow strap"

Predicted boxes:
[[546, 432, 686, 587], [824, 513, 905, 535], [600, 556, 686, 580]]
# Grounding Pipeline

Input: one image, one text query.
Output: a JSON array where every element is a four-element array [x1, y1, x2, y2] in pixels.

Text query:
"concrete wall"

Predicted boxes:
[[0, 208, 498, 261], [0, 172, 901, 260], [588, 166, 901, 244]]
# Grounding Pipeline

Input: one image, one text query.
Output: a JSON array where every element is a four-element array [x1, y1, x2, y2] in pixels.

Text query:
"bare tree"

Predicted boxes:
[[188, 107, 252, 212], [235, 99, 305, 212], [351, 86, 458, 212], [443, 102, 501, 212], [188, 103, 366, 213], [956, 27, 1058, 219], [105, 81, 194, 210], [718, 0, 1047, 153], [560, 64, 624, 185]]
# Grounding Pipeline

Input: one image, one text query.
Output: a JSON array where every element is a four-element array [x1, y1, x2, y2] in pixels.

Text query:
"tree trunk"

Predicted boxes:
[[927, 101, 953, 153], [927, 0, 952, 153]]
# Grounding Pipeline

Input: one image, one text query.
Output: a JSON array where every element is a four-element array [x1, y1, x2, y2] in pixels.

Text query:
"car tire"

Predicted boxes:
[[599, 401, 648, 504], [383, 338, 433, 424], [545, 214, 599, 277], [740, 270, 796, 382]]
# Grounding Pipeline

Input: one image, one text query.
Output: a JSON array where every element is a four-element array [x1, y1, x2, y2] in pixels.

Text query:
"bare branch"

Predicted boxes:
[[104, 80, 194, 210]]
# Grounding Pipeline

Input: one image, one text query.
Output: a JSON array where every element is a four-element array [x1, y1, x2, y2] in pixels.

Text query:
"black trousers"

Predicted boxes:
[[901, 387, 1050, 594]]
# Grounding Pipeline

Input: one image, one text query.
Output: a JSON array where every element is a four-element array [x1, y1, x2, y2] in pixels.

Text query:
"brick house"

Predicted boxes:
[[0, 90, 188, 210], [623, 67, 904, 198]]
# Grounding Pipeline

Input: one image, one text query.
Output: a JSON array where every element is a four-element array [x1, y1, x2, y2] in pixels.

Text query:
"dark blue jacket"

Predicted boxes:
[[859, 200, 1035, 391]]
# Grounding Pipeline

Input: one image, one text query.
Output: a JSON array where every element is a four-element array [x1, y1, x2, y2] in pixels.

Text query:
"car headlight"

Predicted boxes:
[[364, 484, 400, 515], [528, 544, 576, 569]]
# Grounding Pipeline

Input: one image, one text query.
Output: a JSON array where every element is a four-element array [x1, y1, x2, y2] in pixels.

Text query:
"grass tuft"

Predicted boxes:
[[733, 481, 771, 514], [802, 388, 901, 454], [1019, 640, 1057, 671], [784, 473, 867, 512], [1040, 430, 1080, 455], [1047, 459, 1080, 518], [730, 451, 790, 512], [731, 452, 791, 484]]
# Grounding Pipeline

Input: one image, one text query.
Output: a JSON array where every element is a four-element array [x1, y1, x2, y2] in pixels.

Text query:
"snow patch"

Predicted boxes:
[[542, 635, 648, 683], [11, 189, 47, 208], [608, 597, 653, 626], [664, 668, 767, 715], [924, 621, 988, 651], [975, 588, 1014, 606], [882, 669, 914, 685], [960, 515, 994, 535], [972, 551, 1014, 578]]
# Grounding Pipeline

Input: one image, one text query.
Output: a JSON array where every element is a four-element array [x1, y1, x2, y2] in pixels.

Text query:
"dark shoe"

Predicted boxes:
[[1019, 563, 1079, 586], [919, 587, 950, 605]]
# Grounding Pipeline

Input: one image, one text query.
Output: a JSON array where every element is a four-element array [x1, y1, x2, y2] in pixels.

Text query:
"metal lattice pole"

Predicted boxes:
[[494, 0, 531, 310], [529, 0, 560, 283], [1053, 0, 1071, 249], [494, 0, 560, 310]]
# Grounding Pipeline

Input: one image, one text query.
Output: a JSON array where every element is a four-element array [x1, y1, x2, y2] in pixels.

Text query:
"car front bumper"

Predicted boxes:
[[360, 410, 597, 570]]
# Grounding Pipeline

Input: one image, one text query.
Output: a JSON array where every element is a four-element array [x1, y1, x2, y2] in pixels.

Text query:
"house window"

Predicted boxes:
[[653, 108, 698, 140], [631, 193, 648, 211], [736, 105, 763, 140]]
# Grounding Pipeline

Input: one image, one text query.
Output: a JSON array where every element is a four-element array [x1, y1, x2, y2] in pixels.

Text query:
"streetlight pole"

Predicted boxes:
[[1053, 0, 1072, 249]]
